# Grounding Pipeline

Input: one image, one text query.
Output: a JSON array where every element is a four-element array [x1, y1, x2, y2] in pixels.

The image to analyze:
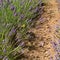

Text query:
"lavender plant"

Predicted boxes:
[[0, 0, 44, 60]]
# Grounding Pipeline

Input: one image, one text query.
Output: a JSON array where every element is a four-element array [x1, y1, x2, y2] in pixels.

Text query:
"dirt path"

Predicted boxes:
[[24, 0, 60, 60]]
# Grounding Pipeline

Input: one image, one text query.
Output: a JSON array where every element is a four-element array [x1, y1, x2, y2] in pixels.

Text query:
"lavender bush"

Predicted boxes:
[[0, 0, 43, 60]]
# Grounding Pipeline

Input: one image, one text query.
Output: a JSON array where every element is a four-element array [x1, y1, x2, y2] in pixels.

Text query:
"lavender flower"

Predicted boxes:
[[0, 0, 3, 6], [0, 0, 2, 4], [29, 6, 33, 11], [51, 41, 57, 49], [3, 48, 6, 53], [19, 42, 25, 47], [33, 7, 39, 13], [51, 40, 60, 53], [27, 19, 32, 23], [8, 27, 16, 37], [10, 5, 15, 11], [14, 12, 18, 16], [20, 14, 25, 20]]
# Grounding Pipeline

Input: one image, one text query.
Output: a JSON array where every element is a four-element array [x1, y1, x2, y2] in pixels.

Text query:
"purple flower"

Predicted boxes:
[[51, 41, 58, 51], [3, 48, 6, 53], [33, 7, 39, 13], [29, 6, 33, 11], [0, 0, 2, 3], [27, 19, 32, 23], [8, 27, 16, 37], [14, 12, 18, 16], [19, 42, 25, 47], [10, 5, 15, 11], [20, 14, 25, 20], [0, 0, 3, 5], [51, 41, 57, 46], [51, 40, 60, 54]]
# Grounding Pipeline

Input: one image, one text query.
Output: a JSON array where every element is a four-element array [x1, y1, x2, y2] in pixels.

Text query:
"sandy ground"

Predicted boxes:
[[23, 0, 60, 60]]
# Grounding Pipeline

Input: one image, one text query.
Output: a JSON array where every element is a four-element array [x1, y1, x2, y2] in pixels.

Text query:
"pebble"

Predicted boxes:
[[38, 41, 44, 47]]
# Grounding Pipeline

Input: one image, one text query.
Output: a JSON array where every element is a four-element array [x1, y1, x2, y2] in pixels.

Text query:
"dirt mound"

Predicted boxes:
[[20, 0, 60, 60]]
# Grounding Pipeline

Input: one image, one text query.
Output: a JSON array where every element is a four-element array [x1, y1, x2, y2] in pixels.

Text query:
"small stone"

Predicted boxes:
[[38, 41, 44, 47]]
